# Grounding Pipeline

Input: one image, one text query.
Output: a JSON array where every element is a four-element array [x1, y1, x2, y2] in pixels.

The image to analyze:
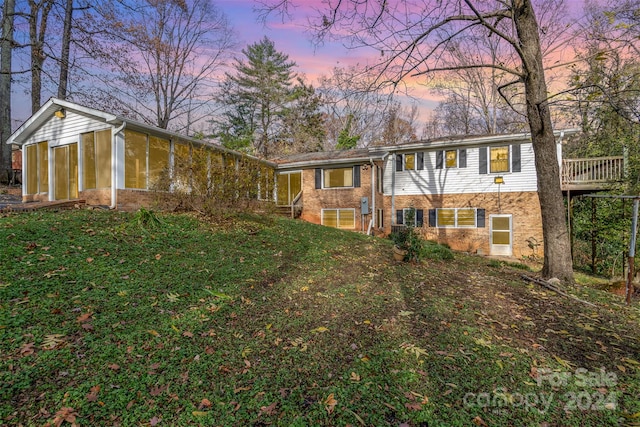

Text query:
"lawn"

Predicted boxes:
[[1, 209, 639, 426]]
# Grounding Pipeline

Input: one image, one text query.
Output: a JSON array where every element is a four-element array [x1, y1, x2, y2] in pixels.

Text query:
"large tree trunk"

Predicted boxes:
[[513, 0, 574, 281], [57, 0, 73, 100], [0, 0, 15, 184]]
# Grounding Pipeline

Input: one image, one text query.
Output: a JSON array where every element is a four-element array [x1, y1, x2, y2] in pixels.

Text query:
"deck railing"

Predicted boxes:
[[562, 157, 624, 185]]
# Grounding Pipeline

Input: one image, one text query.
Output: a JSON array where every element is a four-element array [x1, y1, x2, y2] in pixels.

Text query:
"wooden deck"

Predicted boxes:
[[562, 157, 624, 192]]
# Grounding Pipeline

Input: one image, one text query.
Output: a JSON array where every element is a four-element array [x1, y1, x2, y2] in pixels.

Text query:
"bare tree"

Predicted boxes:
[[1, 0, 15, 182], [317, 65, 395, 148], [83, 0, 235, 131], [262, 0, 576, 281], [56, 0, 73, 99], [28, 0, 54, 113]]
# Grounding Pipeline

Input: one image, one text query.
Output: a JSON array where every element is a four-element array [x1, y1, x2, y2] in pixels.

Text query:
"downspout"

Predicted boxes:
[[391, 152, 396, 225], [557, 130, 565, 184], [370, 158, 375, 229], [111, 121, 127, 209]]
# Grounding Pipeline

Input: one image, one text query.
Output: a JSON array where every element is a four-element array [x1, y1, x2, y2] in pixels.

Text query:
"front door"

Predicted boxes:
[[490, 214, 512, 256], [54, 144, 78, 201]]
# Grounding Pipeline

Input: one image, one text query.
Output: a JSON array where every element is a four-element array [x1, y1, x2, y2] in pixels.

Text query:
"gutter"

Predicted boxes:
[[111, 121, 127, 209]]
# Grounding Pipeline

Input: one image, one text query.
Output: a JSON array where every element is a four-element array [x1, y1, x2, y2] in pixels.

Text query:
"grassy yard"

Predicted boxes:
[[1, 209, 639, 426]]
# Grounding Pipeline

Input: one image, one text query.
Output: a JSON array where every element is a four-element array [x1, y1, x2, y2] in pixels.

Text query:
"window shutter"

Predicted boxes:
[[395, 154, 403, 172], [459, 149, 467, 168], [416, 209, 424, 227], [428, 209, 436, 227], [353, 166, 361, 187], [436, 151, 444, 169], [417, 152, 424, 170], [511, 144, 521, 172], [477, 209, 486, 228], [479, 147, 488, 174], [315, 168, 322, 189], [396, 210, 404, 225]]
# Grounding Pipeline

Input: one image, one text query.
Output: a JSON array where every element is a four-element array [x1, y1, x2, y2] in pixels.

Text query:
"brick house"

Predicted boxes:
[[274, 131, 580, 258], [9, 98, 589, 259]]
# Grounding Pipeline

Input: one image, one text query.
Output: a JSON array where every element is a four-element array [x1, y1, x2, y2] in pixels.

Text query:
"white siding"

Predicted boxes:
[[26, 111, 113, 147], [384, 143, 540, 196]]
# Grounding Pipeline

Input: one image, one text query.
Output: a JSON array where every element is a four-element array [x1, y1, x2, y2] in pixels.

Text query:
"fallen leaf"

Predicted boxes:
[[405, 402, 422, 411], [86, 257, 93, 263], [20, 342, 35, 356], [150, 416, 160, 426], [86, 385, 100, 402], [349, 372, 360, 382], [155, 254, 162, 260], [311, 326, 329, 333], [324, 393, 338, 414], [182, 331, 193, 338], [259, 401, 278, 416], [52, 407, 78, 427], [147, 330, 160, 337], [472, 416, 488, 426], [108, 363, 120, 371], [198, 398, 212, 409], [192, 411, 208, 417], [76, 313, 93, 323]]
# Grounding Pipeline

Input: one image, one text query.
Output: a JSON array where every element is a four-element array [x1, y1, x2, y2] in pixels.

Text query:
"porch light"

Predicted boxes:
[[54, 109, 66, 119], [494, 176, 504, 184]]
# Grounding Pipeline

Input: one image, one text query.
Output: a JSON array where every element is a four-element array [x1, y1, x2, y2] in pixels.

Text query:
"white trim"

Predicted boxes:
[[490, 214, 513, 256]]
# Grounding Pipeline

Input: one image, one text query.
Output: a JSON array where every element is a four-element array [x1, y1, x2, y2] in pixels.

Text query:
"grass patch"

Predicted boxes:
[[1, 210, 639, 426]]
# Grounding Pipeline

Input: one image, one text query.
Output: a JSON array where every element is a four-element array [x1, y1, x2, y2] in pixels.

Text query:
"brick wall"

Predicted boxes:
[[300, 163, 383, 232], [116, 189, 164, 211], [387, 191, 543, 258], [80, 189, 111, 206]]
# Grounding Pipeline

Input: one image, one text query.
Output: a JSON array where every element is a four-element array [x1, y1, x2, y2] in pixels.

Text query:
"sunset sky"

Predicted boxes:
[[10, 0, 591, 128]]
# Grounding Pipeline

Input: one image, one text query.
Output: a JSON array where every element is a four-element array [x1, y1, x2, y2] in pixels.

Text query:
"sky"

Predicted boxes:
[[10, 0, 591, 129]]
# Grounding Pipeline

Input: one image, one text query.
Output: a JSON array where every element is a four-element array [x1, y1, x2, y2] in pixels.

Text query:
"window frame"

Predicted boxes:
[[321, 208, 356, 229], [323, 167, 354, 189], [490, 146, 510, 173], [435, 208, 478, 228]]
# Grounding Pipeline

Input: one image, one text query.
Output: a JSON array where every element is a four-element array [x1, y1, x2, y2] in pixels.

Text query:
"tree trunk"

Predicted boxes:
[[513, 0, 574, 281], [57, 0, 73, 100], [0, 0, 15, 184], [29, 0, 54, 113]]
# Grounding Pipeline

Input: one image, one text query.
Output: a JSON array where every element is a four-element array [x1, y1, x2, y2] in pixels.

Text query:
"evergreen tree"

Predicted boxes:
[[215, 37, 296, 158]]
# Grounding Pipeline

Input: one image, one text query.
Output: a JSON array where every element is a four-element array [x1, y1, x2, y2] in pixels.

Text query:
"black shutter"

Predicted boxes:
[[436, 151, 444, 169], [459, 149, 467, 168], [477, 209, 486, 228], [417, 152, 424, 170], [416, 209, 424, 227], [353, 166, 361, 187], [479, 147, 488, 174], [315, 168, 322, 189], [512, 144, 521, 172], [395, 154, 403, 172], [396, 210, 404, 225], [428, 209, 436, 227]]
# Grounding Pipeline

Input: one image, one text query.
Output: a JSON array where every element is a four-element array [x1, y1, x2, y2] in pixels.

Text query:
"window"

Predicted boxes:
[[396, 153, 424, 172], [277, 171, 301, 205], [490, 146, 509, 173], [124, 130, 169, 189], [324, 167, 353, 188], [446, 150, 457, 168], [26, 141, 48, 195], [377, 208, 384, 228], [82, 129, 111, 189], [405, 153, 415, 170], [436, 149, 467, 169], [429, 208, 485, 228], [396, 208, 424, 227], [322, 209, 355, 229], [376, 165, 384, 193]]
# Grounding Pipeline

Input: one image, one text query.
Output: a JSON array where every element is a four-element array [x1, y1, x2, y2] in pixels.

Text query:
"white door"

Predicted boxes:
[[490, 214, 512, 256]]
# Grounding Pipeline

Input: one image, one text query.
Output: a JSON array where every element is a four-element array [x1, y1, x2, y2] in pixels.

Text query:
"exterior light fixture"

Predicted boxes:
[[494, 176, 504, 184], [54, 109, 66, 119]]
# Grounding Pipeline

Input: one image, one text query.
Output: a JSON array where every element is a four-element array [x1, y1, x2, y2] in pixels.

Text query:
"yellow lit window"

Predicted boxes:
[[457, 208, 476, 227], [124, 130, 147, 189], [322, 209, 355, 229], [405, 154, 415, 170], [446, 150, 457, 168], [437, 209, 455, 227], [148, 136, 169, 188], [26, 144, 37, 195], [324, 167, 353, 188], [490, 146, 509, 173]]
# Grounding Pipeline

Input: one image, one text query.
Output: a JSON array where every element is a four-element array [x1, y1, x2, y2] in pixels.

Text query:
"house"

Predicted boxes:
[[9, 98, 596, 260], [5, 98, 275, 210], [274, 130, 582, 258]]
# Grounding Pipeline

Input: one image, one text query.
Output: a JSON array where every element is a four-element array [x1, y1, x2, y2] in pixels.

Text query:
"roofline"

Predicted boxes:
[[6, 97, 276, 167], [276, 153, 388, 170], [381, 128, 581, 153]]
